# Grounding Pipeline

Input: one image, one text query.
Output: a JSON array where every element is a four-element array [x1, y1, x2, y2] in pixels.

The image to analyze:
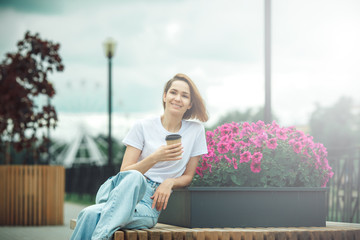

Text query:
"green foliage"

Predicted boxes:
[[310, 97, 360, 149], [65, 193, 94, 206], [210, 107, 278, 131]]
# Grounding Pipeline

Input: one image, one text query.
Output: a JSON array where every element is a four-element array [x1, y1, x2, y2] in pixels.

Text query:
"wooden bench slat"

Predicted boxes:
[[124, 230, 138, 240], [144, 228, 162, 240], [70, 219, 360, 240], [114, 231, 124, 240], [136, 230, 149, 240]]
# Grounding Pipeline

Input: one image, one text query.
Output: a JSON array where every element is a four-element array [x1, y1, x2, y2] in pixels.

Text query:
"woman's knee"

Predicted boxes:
[[78, 204, 101, 219], [122, 170, 145, 182], [125, 216, 158, 229]]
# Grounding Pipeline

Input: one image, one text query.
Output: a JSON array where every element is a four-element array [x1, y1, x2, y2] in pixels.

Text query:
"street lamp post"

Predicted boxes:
[[103, 38, 116, 166], [264, 0, 272, 124]]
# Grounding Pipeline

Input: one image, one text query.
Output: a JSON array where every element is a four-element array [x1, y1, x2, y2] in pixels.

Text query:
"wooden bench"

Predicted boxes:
[[70, 219, 360, 240]]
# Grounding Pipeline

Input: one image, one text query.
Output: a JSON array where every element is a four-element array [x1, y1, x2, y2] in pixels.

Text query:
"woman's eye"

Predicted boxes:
[[182, 95, 189, 98]]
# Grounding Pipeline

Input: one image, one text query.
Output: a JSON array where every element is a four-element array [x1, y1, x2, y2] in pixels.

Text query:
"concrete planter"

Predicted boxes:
[[158, 187, 327, 228]]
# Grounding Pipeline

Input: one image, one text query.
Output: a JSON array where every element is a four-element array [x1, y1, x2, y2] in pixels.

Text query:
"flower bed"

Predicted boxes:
[[160, 121, 333, 227], [193, 121, 334, 187]]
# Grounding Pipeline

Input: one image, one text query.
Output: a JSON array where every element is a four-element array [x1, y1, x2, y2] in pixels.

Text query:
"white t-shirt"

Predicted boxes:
[[122, 116, 208, 183]]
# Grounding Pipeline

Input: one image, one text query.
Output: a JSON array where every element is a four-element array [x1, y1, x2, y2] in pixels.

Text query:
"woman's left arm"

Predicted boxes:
[[151, 155, 201, 211]]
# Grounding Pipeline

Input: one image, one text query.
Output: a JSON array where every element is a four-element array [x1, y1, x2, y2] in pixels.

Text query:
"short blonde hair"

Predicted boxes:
[[163, 73, 208, 122]]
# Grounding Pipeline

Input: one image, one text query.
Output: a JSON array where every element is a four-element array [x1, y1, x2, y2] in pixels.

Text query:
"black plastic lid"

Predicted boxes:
[[165, 134, 181, 141]]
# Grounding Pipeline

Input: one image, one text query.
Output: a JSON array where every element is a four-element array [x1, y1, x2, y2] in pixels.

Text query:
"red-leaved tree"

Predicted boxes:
[[0, 31, 64, 164]]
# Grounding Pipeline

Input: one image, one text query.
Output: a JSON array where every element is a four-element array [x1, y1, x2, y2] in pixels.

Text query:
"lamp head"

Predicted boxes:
[[103, 38, 116, 58]]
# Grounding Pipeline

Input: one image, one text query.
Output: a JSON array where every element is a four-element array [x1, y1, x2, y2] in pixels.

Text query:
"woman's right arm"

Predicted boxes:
[[120, 143, 183, 174]]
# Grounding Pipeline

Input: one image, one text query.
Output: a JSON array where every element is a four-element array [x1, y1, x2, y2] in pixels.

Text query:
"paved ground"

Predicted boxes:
[[0, 202, 89, 240]]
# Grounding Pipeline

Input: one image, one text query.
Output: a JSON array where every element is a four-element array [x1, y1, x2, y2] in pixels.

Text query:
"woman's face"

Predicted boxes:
[[163, 80, 192, 117]]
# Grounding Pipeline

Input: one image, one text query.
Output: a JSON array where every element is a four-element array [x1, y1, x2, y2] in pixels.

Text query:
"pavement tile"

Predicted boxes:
[[0, 202, 88, 240]]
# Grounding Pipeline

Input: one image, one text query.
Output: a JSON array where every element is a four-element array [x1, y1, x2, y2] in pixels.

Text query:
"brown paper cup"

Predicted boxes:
[[166, 134, 182, 145]]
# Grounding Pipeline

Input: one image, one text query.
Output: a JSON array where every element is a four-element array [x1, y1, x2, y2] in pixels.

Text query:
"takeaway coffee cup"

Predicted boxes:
[[165, 134, 182, 145]]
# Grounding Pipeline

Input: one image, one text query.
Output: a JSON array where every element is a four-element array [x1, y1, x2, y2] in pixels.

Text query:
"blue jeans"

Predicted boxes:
[[70, 170, 161, 240]]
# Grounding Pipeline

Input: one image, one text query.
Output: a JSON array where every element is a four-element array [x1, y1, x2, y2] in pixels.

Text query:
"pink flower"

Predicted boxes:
[[240, 151, 251, 163], [224, 155, 232, 164], [250, 160, 261, 173], [195, 167, 203, 177], [253, 132, 267, 147], [241, 122, 253, 136], [293, 142, 303, 154], [303, 149, 311, 158], [253, 120, 265, 132], [267, 138, 278, 149], [206, 131, 214, 139], [252, 152, 263, 163], [321, 169, 334, 187], [220, 135, 229, 142], [271, 121, 279, 129], [228, 139, 237, 151], [252, 138, 262, 148], [239, 141, 249, 147], [313, 152, 321, 169], [201, 161, 212, 172], [232, 143, 241, 156], [257, 120, 265, 127], [217, 141, 229, 154], [232, 157, 238, 169], [220, 125, 231, 136], [230, 122, 239, 135], [295, 130, 305, 138], [208, 139, 216, 147], [276, 129, 288, 140]]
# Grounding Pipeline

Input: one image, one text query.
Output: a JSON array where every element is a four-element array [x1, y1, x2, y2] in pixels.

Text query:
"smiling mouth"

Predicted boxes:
[[171, 103, 182, 108]]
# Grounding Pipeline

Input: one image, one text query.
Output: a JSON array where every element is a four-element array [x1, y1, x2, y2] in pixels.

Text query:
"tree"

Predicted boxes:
[[0, 31, 64, 164], [211, 107, 277, 130], [309, 97, 359, 150]]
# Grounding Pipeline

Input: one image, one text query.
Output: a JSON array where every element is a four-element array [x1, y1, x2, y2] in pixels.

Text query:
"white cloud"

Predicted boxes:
[[165, 22, 182, 43], [1, 0, 360, 142]]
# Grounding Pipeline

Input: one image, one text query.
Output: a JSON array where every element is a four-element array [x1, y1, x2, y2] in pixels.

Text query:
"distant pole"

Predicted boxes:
[[264, 0, 272, 123], [103, 38, 116, 166], [108, 57, 113, 166]]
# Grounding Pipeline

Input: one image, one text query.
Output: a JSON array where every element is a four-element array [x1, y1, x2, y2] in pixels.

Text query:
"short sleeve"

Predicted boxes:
[[122, 121, 144, 151], [190, 125, 208, 157]]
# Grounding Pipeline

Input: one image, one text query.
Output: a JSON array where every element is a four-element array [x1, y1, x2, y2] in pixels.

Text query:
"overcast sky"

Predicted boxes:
[[1, 0, 360, 141]]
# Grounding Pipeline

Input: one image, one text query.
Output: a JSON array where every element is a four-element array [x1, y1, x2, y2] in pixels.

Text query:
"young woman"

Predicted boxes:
[[71, 73, 209, 240]]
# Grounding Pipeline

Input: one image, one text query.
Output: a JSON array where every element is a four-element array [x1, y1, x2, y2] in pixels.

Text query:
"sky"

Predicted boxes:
[[1, 0, 360, 142]]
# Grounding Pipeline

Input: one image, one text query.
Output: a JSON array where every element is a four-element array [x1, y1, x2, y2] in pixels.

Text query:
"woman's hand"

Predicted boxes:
[[120, 144, 183, 174], [150, 179, 174, 211], [150, 156, 202, 211], [150, 143, 183, 163]]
